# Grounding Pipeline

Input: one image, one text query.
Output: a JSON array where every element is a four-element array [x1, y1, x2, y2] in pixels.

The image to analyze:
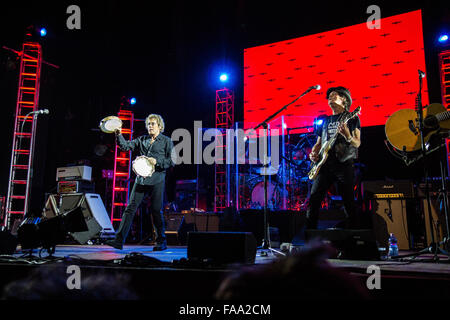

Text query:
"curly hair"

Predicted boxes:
[[145, 114, 165, 133]]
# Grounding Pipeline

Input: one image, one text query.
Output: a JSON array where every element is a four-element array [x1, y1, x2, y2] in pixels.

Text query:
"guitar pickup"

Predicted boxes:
[[408, 120, 418, 135]]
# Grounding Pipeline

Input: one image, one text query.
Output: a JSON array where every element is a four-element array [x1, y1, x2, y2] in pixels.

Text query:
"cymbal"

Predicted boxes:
[[254, 165, 279, 176]]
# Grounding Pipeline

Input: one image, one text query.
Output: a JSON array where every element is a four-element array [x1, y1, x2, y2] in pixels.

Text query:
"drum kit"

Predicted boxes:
[[240, 133, 317, 211], [99, 116, 155, 178]]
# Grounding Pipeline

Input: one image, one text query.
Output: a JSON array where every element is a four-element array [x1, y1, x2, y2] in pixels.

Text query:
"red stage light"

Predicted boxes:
[[244, 10, 429, 132]]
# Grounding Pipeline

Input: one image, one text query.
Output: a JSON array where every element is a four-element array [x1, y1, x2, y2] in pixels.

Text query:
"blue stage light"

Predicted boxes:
[[40, 28, 47, 37], [219, 74, 228, 82], [315, 119, 323, 126], [130, 98, 136, 105], [438, 34, 449, 43]]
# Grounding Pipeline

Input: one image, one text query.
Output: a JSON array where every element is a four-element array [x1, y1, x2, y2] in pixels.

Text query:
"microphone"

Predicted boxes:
[[418, 70, 425, 78], [312, 84, 321, 90], [30, 109, 50, 115]]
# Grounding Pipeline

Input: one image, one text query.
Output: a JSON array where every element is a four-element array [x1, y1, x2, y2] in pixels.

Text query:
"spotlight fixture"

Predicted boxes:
[[438, 34, 449, 43], [219, 74, 228, 82], [314, 119, 324, 126], [24, 25, 48, 41], [120, 96, 137, 109]]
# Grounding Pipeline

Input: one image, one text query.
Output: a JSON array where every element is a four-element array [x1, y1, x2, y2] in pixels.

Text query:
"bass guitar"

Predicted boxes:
[[385, 103, 450, 152], [308, 106, 361, 180]]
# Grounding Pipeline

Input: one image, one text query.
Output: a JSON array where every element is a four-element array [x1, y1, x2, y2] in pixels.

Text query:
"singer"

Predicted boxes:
[[307, 86, 361, 229], [106, 114, 174, 251]]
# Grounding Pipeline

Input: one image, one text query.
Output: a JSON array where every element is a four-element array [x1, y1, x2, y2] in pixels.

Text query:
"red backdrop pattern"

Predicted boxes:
[[244, 10, 429, 132]]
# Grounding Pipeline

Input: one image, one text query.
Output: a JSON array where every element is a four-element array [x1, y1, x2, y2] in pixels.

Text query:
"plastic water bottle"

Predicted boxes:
[[388, 233, 398, 257]]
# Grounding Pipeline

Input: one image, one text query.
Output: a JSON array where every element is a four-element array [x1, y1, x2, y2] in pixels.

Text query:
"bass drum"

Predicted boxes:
[[250, 180, 281, 210]]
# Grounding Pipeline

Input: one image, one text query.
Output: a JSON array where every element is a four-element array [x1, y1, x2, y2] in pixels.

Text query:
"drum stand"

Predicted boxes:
[[392, 71, 449, 261], [253, 86, 318, 256], [286, 127, 313, 210]]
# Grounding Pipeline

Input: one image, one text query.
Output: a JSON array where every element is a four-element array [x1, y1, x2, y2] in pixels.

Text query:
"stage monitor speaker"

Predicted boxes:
[[370, 199, 410, 250], [0, 228, 18, 254], [305, 229, 380, 260], [38, 215, 68, 249], [187, 232, 257, 265], [43, 193, 115, 244]]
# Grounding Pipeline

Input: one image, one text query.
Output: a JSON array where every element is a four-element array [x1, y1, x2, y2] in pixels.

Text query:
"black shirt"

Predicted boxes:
[[116, 133, 174, 185], [315, 113, 361, 163]]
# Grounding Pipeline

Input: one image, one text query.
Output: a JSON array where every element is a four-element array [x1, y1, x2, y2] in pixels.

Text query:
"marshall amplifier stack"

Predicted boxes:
[[57, 181, 95, 194], [362, 180, 415, 251], [361, 180, 414, 199], [56, 165, 95, 194]]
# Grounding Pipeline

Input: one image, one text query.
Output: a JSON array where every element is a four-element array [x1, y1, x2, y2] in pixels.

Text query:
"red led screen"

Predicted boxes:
[[244, 10, 429, 131]]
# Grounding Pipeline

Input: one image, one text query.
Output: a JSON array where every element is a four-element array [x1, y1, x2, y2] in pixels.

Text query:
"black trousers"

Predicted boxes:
[[306, 160, 357, 229], [114, 181, 166, 245]]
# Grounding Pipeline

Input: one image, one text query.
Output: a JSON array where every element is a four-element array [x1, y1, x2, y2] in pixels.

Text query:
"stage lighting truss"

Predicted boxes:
[[110, 109, 134, 227], [215, 88, 234, 212]]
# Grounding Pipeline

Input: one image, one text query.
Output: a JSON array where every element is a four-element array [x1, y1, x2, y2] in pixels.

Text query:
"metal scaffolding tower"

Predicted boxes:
[[439, 49, 450, 110], [4, 42, 42, 229], [439, 50, 450, 176], [110, 109, 134, 228], [215, 88, 234, 212]]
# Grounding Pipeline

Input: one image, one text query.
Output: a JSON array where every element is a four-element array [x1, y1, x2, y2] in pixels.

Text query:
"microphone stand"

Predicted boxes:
[[20, 111, 41, 220], [391, 72, 449, 261], [253, 86, 319, 256]]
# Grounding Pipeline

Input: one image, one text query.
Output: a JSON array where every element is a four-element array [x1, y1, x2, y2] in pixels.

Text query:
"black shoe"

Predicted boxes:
[[105, 240, 123, 250], [153, 241, 167, 251]]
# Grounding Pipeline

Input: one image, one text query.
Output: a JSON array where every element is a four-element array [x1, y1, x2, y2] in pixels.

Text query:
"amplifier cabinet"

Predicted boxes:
[[362, 180, 414, 199], [183, 213, 220, 232], [370, 199, 410, 250], [57, 181, 95, 194], [56, 166, 92, 182]]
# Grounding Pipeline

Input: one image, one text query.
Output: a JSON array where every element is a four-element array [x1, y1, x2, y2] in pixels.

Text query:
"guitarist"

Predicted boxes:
[[307, 86, 361, 230]]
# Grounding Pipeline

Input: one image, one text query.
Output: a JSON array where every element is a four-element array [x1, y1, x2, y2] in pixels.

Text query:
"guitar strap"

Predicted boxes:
[[321, 112, 357, 163], [321, 112, 346, 147]]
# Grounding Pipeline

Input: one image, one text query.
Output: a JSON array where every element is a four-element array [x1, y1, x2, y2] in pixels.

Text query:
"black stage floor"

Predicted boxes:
[[1, 244, 450, 301]]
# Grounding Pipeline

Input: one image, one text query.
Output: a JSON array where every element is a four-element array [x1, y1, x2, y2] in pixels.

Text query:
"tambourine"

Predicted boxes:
[[132, 156, 155, 178], [99, 116, 122, 133]]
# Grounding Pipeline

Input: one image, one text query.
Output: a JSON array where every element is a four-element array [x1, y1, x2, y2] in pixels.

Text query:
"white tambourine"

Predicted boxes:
[[99, 116, 122, 134], [132, 156, 155, 178]]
